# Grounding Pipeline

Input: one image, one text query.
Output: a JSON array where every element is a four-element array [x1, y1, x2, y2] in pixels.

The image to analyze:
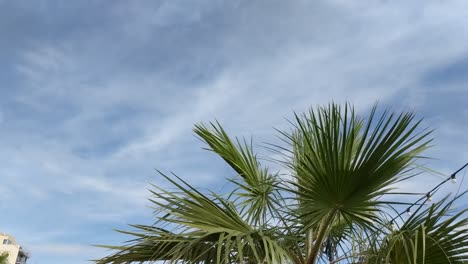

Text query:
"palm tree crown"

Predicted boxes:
[[96, 103, 467, 264]]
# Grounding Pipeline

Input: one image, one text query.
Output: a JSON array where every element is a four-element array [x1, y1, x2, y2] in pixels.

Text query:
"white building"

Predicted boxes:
[[0, 233, 29, 264]]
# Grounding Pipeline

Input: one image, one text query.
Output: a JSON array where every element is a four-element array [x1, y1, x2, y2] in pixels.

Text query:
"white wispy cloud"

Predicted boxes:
[[1, 1, 468, 263]]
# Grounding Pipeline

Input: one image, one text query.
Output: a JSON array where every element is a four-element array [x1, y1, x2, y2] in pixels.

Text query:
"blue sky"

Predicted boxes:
[[1, 1, 468, 263]]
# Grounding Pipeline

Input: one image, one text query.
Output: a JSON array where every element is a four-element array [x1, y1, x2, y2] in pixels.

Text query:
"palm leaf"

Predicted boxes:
[[97, 172, 291, 263], [0, 253, 9, 264], [373, 193, 468, 264], [194, 122, 281, 226], [281, 103, 432, 263], [94, 103, 464, 264]]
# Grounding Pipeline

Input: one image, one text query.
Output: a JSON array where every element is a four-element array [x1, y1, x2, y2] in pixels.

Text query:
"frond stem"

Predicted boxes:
[[306, 209, 336, 264]]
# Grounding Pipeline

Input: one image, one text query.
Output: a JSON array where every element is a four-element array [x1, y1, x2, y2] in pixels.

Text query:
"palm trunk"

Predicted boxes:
[[306, 211, 336, 264]]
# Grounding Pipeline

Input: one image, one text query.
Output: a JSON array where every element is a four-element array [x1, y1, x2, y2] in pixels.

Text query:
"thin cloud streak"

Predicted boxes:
[[1, 1, 468, 263]]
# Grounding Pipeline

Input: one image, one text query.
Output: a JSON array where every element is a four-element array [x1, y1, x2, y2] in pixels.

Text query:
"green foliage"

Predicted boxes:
[[372, 194, 468, 264], [0, 252, 9, 264], [96, 103, 467, 264]]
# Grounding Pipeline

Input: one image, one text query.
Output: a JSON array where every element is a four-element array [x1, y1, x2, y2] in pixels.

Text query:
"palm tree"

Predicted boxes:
[[0, 252, 9, 264], [96, 103, 468, 263]]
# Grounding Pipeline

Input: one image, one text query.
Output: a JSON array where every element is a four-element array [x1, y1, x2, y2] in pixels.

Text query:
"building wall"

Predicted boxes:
[[0, 233, 27, 264]]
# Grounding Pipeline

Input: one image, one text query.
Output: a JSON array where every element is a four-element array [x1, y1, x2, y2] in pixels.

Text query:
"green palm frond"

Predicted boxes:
[[95, 103, 468, 264], [194, 122, 280, 226], [372, 193, 468, 264], [281, 103, 432, 263], [287, 104, 431, 228], [0, 252, 8, 264], [97, 172, 291, 264]]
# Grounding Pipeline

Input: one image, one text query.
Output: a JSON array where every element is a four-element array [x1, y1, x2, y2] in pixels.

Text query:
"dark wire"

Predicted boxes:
[[390, 162, 468, 223]]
